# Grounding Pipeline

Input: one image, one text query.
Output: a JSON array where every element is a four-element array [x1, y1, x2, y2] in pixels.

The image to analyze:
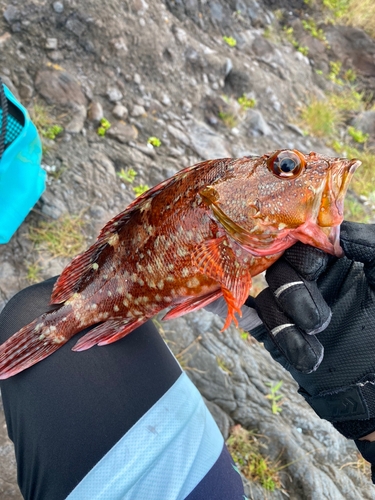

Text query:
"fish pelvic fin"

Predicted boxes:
[[0, 318, 69, 379], [162, 289, 223, 321], [72, 317, 147, 352], [192, 237, 252, 330]]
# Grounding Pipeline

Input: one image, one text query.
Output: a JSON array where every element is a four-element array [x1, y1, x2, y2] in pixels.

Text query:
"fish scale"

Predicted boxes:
[[0, 150, 360, 378]]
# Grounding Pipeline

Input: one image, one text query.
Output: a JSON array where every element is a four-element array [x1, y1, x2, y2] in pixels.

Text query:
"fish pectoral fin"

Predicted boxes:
[[161, 289, 223, 321], [192, 238, 252, 330], [72, 317, 146, 351]]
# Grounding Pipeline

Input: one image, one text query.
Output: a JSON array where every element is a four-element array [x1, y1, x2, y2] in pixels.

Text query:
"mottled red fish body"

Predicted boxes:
[[0, 150, 360, 378]]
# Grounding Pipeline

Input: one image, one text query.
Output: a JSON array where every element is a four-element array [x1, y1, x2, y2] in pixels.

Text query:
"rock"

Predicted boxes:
[[0, 32, 11, 47], [35, 68, 87, 107], [0, 262, 16, 280], [41, 192, 68, 219], [110, 37, 128, 52], [18, 82, 33, 100], [53, 1, 64, 13], [187, 121, 230, 159], [45, 38, 58, 50], [167, 124, 191, 147], [112, 103, 128, 120], [131, 104, 146, 117], [134, 73, 141, 85], [0, 75, 20, 101], [3, 5, 20, 24], [246, 109, 271, 136], [161, 93, 171, 106], [65, 104, 87, 134], [224, 69, 251, 96], [251, 35, 274, 58], [48, 50, 64, 62], [66, 16, 86, 37], [107, 87, 123, 102], [88, 101, 103, 122], [106, 122, 138, 143]]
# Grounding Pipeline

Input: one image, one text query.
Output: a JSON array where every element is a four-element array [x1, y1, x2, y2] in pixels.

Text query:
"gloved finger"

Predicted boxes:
[[265, 258, 332, 334], [340, 221, 375, 287], [283, 241, 331, 281], [255, 287, 324, 373]]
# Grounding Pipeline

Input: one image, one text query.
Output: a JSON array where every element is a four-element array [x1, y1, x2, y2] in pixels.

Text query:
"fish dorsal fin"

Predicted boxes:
[[192, 237, 252, 329], [50, 189, 169, 304]]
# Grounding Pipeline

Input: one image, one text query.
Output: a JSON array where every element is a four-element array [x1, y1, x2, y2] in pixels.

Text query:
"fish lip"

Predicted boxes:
[[333, 158, 361, 208]]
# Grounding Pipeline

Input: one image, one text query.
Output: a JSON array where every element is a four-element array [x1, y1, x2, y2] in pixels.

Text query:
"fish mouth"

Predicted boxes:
[[300, 158, 361, 257]]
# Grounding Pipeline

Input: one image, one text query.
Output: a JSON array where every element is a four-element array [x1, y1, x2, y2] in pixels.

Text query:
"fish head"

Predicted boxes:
[[201, 149, 360, 257]]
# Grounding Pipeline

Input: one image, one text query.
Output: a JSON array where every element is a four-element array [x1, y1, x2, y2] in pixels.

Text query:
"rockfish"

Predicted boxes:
[[0, 149, 360, 378]]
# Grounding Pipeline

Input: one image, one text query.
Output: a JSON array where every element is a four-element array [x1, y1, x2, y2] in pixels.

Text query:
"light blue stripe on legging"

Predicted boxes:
[[67, 372, 224, 500]]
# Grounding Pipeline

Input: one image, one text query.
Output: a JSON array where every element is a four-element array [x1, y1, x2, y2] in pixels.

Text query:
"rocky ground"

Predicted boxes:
[[0, 0, 375, 498]]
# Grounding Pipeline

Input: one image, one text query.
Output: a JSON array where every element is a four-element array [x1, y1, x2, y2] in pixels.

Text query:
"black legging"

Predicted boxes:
[[0, 277, 245, 499]]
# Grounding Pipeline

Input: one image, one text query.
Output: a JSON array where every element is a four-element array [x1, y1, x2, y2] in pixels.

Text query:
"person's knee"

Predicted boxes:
[[0, 276, 59, 342]]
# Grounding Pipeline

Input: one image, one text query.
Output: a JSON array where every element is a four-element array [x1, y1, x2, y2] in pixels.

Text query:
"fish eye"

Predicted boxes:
[[267, 150, 305, 178]]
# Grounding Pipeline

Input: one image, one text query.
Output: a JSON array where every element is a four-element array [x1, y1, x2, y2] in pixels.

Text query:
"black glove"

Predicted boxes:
[[252, 221, 375, 480]]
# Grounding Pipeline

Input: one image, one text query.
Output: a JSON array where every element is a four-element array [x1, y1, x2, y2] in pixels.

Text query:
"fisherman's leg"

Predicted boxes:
[[0, 277, 245, 500]]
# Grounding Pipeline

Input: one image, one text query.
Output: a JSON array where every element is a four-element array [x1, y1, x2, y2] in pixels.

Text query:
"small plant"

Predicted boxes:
[[216, 356, 233, 375], [302, 19, 327, 43], [226, 425, 284, 491], [344, 68, 356, 82], [97, 117, 111, 136], [133, 184, 149, 196], [340, 452, 372, 481], [147, 136, 161, 147], [25, 262, 42, 283], [238, 94, 256, 110], [301, 97, 343, 137], [328, 60, 343, 84], [218, 111, 238, 129], [348, 126, 368, 144], [29, 213, 86, 259], [41, 124, 63, 140], [223, 36, 237, 47], [283, 26, 309, 56], [265, 381, 284, 415], [29, 101, 63, 143], [117, 168, 137, 183]]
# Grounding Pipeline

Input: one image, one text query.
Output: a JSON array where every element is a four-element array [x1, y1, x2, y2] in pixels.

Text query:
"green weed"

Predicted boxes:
[[97, 117, 111, 136], [216, 356, 233, 375], [302, 19, 328, 43], [117, 168, 137, 183], [148, 136, 161, 147], [265, 381, 284, 415], [223, 36, 237, 47], [301, 97, 343, 137], [29, 213, 86, 259], [25, 261, 42, 283], [218, 111, 239, 129], [348, 126, 368, 144], [29, 101, 63, 143], [283, 26, 309, 56], [133, 184, 149, 196], [41, 124, 63, 140], [226, 425, 283, 491], [238, 94, 256, 110]]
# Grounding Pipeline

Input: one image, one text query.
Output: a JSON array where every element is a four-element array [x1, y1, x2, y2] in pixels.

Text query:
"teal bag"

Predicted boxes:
[[0, 83, 45, 244]]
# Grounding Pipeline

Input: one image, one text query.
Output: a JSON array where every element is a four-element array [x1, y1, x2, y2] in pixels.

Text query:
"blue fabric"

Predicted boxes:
[[0, 85, 44, 244], [67, 372, 225, 500]]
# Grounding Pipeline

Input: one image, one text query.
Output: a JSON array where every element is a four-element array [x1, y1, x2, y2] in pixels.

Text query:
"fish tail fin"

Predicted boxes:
[[0, 318, 68, 379]]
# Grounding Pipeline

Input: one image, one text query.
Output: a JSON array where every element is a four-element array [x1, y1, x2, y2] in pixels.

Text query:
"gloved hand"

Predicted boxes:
[[205, 221, 375, 480]]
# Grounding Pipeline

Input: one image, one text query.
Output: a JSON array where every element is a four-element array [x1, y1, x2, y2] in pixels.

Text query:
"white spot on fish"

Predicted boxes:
[[108, 291, 112, 297], [166, 275, 174, 282], [131, 273, 138, 283], [108, 233, 120, 246], [114, 305, 119, 312], [187, 277, 200, 288], [92, 263, 99, 271], [91, 304, 97, 310], [182, 267, 190, 277], [137, 278, 145, 286], [155, 294, 162, 301], [157, 280, 164, 290]]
